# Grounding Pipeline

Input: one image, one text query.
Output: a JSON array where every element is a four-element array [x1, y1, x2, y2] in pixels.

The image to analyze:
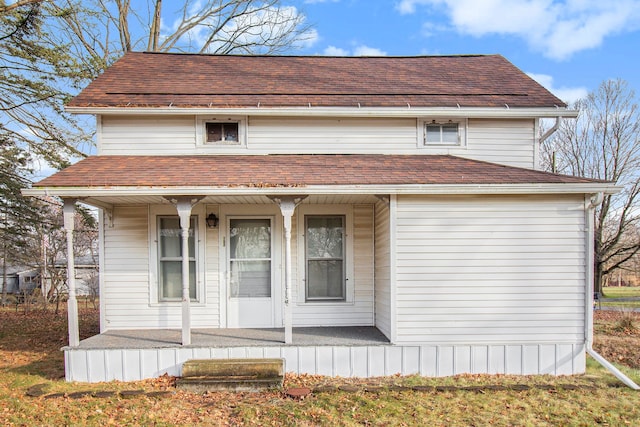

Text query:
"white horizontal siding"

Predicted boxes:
[[374, 200, 392, 339], [395, 194, 586, 345], [204, 205, 220, 328], [65, 342, 585, 382], [102, 205, 219, 330], [98, 116, 536, 168], [463, 119, 535, 168], [248, 117, 417, 153], [99, 115, 196, 155]]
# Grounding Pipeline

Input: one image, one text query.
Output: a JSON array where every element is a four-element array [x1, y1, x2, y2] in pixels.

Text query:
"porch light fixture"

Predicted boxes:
[[206, 213, 219, 228]]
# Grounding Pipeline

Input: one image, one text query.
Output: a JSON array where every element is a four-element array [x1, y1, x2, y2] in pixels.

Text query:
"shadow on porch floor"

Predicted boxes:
[[74, 326, 390, 349]]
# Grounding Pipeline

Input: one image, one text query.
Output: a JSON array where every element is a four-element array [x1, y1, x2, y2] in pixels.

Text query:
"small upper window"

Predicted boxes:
[[206, 122, 239, 144], [424, 122, 459, 145]]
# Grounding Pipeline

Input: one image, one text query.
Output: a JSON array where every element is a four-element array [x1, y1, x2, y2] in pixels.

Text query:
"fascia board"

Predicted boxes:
[[23, 183, 621, 198], [65, 106, 578, 119]]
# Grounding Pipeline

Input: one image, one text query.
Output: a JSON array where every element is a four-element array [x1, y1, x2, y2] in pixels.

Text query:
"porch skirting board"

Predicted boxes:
[[64, 343, 585, 383]]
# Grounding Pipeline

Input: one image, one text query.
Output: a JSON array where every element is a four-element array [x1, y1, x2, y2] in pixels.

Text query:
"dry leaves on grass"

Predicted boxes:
[[594, 310, 640, 369]]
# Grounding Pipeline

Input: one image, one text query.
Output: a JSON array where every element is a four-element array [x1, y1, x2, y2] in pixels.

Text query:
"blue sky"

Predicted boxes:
[[290, 0, 640, 104]]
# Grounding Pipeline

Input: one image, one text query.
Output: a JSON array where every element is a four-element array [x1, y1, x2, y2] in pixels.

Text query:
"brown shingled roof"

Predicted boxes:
[[34, 155, 597, 189], [68, 53, 565, 109]]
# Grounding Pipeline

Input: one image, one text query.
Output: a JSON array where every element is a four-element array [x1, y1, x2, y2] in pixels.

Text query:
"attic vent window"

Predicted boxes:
[[425, 122, 459, 145], [206, 122, 239, 144]]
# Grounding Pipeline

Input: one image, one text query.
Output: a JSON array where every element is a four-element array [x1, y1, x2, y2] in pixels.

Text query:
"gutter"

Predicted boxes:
[[23, 183, 620, 199], [585, 192, 639, 390], [64, 106, 579, 119]]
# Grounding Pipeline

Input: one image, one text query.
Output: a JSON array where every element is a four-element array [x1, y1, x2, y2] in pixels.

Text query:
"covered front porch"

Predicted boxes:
[[63, 326, 430, 383]]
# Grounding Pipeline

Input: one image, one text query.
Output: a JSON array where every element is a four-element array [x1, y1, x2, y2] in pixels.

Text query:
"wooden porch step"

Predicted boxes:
[[177, 358, 284, 392]]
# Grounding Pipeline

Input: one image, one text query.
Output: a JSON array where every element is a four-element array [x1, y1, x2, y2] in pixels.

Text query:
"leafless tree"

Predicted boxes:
[[542, 79, 640, 294], [47, 0, 315, 75]]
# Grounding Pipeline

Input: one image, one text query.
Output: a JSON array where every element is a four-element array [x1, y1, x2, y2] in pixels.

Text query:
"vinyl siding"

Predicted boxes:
[[374, 200, 392, 339], [67, 342, 585, 382], [395, 195, 586, 345], [461, 119, 535, 168], [99, 116, 536, 168], [102, 205, 219, 329], [247, 117, 417, 153], [99, 116, 196, 155]]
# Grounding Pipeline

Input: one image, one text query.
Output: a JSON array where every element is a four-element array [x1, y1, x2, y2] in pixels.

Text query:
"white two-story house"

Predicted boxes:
[[27, 52, 618, 383]]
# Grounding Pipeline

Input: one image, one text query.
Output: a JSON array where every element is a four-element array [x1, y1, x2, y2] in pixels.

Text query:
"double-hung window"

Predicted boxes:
[[305, 215, 346, 301], [157, 216, 197, 301]]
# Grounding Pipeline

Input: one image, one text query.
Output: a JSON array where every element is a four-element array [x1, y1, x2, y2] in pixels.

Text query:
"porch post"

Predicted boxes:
[[282, 201, 295, 344], [175, 198, 194, 346], [62, 199, 79, 347], [271, 196, 305, 344]]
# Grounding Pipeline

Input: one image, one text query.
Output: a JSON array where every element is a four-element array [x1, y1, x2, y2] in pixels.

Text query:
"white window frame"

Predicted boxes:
[[196, 115, 247, 148], [418, 118, 467, 147], [296, 205, 354, 305], [149, 205, 206, 305]]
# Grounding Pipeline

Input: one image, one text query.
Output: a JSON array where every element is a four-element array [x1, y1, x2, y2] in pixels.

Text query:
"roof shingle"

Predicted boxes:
[[34, 154, 599, 189], [68, 53, 565, 109]]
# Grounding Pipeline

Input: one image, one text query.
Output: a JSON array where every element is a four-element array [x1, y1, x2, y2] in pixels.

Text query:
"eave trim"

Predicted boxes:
[[24, 183, 620, 198]]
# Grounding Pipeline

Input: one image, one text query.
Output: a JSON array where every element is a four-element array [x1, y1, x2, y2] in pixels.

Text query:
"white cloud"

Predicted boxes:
[[324, 46, 350, 55], [353, 45, 387, 56], [527, 72, 588, 104], [397, 0, 640, 60], [397, 0, 430, 14], [323, 44, 387, 56], [304, 0, 340, 3]]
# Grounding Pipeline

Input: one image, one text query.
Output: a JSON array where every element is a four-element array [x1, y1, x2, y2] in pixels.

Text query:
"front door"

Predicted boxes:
[[226, 217, 275, 327]]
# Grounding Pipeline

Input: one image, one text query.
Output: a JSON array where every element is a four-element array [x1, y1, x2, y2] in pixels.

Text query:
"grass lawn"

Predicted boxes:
[[602, 286, 640, 299], [600, 286, 640, 309], [0, 307, 639, 426]]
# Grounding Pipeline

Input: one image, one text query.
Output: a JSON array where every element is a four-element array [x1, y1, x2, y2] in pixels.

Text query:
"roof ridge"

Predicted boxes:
[[132, 51, 498, 59]]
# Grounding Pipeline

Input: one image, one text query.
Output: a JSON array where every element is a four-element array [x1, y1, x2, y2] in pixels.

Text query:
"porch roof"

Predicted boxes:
[[26, 154, 618, 206], [34, 154, 604, 190]]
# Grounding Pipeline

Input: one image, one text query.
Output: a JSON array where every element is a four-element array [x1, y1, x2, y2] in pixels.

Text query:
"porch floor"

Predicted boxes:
[[74, 327, 390, 350]]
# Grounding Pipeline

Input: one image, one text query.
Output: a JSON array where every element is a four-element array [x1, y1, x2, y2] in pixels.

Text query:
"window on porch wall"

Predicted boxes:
[[305, 215, 345, 301], [158, 216, 197, 301]]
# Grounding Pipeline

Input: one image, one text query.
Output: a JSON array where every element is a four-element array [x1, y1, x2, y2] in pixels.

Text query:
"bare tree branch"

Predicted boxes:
[[542, 79, 640, 293]]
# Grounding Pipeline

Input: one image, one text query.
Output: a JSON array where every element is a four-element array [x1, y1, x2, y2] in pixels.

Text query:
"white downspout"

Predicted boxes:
[[585, 192, 639, 390], [539, 116, 561, 145]]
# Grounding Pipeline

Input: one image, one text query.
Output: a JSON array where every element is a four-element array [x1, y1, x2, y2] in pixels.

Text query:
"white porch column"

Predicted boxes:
[[63, 199, 79, 347], [175, 198, 195, 346], [271, 196, 306, 344]]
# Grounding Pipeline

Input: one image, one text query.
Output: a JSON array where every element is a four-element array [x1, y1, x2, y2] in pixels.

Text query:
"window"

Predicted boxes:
[[305, 215, 345, 301], [424, 122, 459, 145], [157, 216, 197, 301], [205, 122, 239, 144], [197, 116, 246, 147]]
